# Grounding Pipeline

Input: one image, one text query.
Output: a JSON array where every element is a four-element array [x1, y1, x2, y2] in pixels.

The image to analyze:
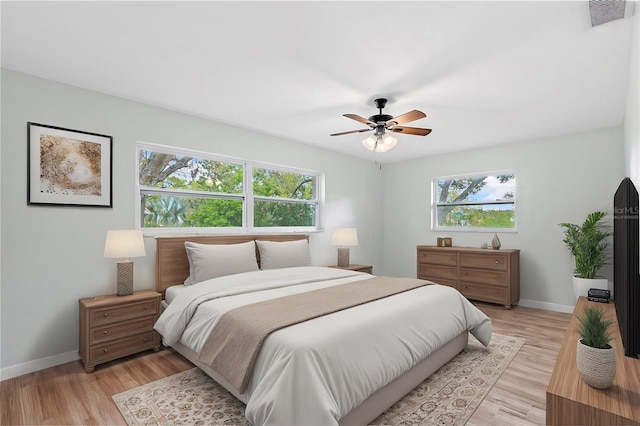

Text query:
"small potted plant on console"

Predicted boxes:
[[576, 306, 616, 389]]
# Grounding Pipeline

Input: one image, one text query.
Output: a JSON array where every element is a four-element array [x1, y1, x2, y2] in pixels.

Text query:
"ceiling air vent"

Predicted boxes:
[[588, 0, 635, 27]]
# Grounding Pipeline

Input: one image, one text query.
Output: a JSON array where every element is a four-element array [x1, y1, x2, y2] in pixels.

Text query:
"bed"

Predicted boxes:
[[153, 234, 491, 425]]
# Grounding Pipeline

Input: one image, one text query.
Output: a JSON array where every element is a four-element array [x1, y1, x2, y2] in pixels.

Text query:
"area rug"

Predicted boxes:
[[113, 333, 524, 425]]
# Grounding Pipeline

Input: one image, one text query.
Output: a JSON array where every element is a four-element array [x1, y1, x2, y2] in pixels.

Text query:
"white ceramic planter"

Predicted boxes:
[[576, 339, 616, 389], [573, 277, 608, 301]]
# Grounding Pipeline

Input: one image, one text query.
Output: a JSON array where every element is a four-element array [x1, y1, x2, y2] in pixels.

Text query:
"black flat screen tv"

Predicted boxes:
[[613, 177, 640, 358]]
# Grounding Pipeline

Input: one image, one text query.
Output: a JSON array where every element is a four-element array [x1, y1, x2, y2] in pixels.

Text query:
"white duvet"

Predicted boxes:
[[155, 266, 492, 425]]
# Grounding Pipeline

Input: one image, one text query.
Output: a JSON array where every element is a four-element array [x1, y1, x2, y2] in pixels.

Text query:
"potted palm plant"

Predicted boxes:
[[576, 306, 616, 389], [560, 211, 611, 300]]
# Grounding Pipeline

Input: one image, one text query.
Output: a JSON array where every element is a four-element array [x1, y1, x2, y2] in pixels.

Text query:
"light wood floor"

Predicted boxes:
[[0, 303, 571, 425]]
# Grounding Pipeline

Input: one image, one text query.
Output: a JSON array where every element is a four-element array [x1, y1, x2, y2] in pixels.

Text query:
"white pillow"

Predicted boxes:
[[184, 241, 259, 285], [256, 239, 311, 270]]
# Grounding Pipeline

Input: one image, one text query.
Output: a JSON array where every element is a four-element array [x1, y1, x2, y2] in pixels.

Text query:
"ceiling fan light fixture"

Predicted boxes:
[[381, 133, 397, 148], [374, 134, 397, 153], [335, 98, 429, 153], [362, 132, 398, 152], [362, 134, 377, 151]]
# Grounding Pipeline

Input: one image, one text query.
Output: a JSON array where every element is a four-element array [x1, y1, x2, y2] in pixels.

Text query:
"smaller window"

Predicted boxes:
[[432, 171, 517, 232], [252, 167, 318, 228]]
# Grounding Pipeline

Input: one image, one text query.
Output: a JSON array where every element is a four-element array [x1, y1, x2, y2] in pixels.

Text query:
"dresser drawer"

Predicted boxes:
[[460, 268, 508, 286], [90, 299, 158, 327], [418, 250, 457, 266], [460, 253, 508, 271], [421, 276, 458, 289], [90, 316, 156, 344], [418, 263, 457, 280], [460, 282, 508, 304], [91, 332, 157, 364]]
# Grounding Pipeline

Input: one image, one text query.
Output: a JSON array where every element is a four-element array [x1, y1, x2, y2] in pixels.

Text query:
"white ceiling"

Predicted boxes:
[[1, 1, 636, 163]]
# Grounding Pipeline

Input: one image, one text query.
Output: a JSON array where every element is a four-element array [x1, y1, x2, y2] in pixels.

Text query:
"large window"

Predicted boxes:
[[136, 143, 323, 232], [432, 171, 516, 232]]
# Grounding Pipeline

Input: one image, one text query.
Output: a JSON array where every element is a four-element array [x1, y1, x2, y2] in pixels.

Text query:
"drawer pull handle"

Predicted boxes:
[[103, 331, 108, 335], [103, 313, 108, 317], [143, 338, 148, 343], [103, 349, 108, 353], [143, 306, 148, 310], [495, 260, 499, 264]]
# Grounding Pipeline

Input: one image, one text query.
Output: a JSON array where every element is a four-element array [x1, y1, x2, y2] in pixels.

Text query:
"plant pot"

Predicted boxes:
[[573, 277, 608, 301], [576, 339, 616, 389]]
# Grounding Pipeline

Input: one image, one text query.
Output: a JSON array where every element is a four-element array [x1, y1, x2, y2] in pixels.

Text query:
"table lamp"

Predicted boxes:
[[104, 230, 146, 296], [332, 228, 358, 267]]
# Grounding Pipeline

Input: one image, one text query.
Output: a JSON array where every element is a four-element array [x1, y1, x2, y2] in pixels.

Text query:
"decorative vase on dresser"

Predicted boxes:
[[491, 233, 501, 250], [416, 245, 520, 309]]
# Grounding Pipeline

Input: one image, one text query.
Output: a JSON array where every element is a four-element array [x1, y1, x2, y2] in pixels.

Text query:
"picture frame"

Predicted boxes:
[[27, 122, 113, 207], [437, 237, 453, 247]]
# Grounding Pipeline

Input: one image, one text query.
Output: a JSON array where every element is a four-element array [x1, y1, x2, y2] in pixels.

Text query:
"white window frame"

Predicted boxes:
[[431, 170, 517, 233], [250, 161, 323, 233], [135, 142, 324, 235]]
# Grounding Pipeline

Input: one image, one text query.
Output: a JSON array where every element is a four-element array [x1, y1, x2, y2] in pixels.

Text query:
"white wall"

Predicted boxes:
[[624, 11, 639, 186], [0, 62, 633, 378], [0, 70, 383, 377], [382, 127, 624, 311]]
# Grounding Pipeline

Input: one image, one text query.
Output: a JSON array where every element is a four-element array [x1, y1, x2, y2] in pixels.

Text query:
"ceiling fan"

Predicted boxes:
[[330, 98, 432, 153]]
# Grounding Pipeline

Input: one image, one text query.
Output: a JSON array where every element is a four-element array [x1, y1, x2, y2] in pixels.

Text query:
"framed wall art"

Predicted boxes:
[[28, 122, 113, 207]]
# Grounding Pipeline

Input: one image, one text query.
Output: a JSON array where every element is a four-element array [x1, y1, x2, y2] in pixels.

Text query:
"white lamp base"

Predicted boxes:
[[337, 247, 350, 267], [116, 260, 134, 296]]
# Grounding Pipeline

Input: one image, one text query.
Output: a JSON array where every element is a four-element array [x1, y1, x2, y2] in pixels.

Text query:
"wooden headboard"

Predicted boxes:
[[155, 234, 309, 299]]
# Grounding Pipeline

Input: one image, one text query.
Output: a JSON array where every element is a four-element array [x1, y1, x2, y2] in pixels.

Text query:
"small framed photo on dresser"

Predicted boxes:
[[27, 122, 112, 207], [437, 237, 453, 247]]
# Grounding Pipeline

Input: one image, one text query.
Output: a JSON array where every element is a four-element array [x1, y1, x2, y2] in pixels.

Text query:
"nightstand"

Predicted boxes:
[[328, 264, 373, 274], [78, 289, 161, 373]]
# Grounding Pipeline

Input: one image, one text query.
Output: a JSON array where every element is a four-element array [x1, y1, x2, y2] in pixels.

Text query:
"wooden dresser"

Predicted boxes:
[[417, 245, 520, 308], [546, 297, 640, 425], [79, 290, 161, 372]]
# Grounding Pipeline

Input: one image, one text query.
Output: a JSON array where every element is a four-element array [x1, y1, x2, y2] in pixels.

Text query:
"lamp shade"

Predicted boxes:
[[331, 228, 358, 247], [104, 230, 146, 259]]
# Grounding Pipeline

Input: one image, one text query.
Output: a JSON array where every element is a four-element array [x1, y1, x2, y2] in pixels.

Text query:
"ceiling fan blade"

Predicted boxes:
[[390, 126, 432, 136], [330, 128, 373, 137], [343, 114, 377, 127], [386, 110, 426, 126]]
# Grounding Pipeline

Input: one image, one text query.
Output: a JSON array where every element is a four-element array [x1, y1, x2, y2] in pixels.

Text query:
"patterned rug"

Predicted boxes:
[[113, 333, 524, 425]]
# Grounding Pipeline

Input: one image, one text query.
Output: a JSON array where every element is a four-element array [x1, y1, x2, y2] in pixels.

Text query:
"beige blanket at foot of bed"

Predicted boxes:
[[197, 276, 430, 393]]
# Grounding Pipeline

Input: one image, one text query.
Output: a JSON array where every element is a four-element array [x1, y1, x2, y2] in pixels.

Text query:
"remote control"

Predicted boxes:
[[588, 288, 610, 299]]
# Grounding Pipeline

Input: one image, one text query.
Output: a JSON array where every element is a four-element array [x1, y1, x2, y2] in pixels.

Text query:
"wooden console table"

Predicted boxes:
[[546, 297, 640, 425]]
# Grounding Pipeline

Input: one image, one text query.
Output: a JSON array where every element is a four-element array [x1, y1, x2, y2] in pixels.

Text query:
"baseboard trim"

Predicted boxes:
[[0, 350, 79, 381], [519, 298, 575, 314]]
